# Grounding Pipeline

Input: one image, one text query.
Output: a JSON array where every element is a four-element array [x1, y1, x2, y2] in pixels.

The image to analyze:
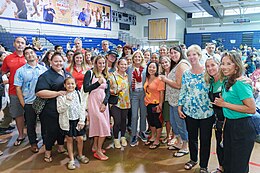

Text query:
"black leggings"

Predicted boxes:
[[215, 120, 224, 167], [147, 104, 162, 129], [111, 105, 129, 138]]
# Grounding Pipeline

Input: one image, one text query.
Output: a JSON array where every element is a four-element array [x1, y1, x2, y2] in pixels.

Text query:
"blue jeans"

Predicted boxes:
[[130, 90, 147, 136], [169, 105, 188, 141]]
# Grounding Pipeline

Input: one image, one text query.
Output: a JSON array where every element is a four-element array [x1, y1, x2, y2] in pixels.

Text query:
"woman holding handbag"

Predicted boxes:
[[109, 58, 130, 148]]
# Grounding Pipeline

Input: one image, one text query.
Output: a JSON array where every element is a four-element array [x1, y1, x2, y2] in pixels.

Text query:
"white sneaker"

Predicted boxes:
[[67, 160, 76, 170], [120, 137, 127, 147], [114, 139, 121, 149]]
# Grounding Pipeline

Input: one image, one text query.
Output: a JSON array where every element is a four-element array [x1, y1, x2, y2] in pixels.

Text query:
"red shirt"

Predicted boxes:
[[66, 66, 85, 90], [74, 49, 86, 54], [2, 52, 26, 95]]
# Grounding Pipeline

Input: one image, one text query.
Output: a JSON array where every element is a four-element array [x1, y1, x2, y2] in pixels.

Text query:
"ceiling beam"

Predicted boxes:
[[209, 0, 224, 18], [210, 0, 260, 7], [155, 0, 186, 20]]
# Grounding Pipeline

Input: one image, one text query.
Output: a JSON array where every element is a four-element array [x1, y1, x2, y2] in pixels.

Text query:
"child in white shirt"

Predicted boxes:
[[57, 77, 89, 170]]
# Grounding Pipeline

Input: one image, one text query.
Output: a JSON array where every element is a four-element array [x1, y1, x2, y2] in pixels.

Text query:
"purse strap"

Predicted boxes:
[[112, 72, 118, 95]]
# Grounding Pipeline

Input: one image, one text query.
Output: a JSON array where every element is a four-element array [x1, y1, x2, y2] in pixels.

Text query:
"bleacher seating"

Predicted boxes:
[[0, 31, 125, 52]]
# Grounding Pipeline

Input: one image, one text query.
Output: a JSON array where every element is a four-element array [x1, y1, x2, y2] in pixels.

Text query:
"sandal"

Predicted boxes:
[[211, 168, 224, 173], [57, 149, 68, 154], [200, 167, 209, 173], [161, 137, 169, 144], [92, 148, 106, 153], [149, 143, 160, 149], [14, 137, 25, 146], [184, 160, 198, 170], [173, 149, 189, 157], [76, 155, 89, 164], [168, 145, 181, 150], [44, 155, 53, 163], [93, 152, 109, 161], [67, 160, 76, 170], [145, 140, 155, 146]]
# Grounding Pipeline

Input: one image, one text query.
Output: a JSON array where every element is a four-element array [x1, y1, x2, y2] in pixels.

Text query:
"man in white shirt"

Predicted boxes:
[[200, 42, 221, 66], [0, 0, 18, 18]]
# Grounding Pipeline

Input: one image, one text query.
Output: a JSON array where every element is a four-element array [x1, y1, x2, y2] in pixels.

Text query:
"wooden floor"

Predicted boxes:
[[0, 123, 260, 173]]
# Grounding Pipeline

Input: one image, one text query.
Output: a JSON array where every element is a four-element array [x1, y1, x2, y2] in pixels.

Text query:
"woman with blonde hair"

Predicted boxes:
[[204, 56, 224, 173], [178, 45, 214, 173], [83, 55, 110, 160], [127, 50, 147, 147], [66, 52, 88, 90]]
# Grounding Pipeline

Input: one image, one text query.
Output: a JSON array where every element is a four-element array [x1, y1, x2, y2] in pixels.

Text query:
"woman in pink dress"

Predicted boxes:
[[83, 55, 110, 161]]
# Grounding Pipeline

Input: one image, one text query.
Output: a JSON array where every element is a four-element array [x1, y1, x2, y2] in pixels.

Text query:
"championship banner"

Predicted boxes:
[[0, 0, 111, 30]]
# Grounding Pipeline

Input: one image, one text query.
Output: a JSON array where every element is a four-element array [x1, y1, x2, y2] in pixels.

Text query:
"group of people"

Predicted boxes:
[[0, 36, 259, 173]]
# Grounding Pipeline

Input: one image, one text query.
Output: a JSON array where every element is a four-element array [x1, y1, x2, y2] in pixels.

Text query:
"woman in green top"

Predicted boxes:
[[204, 56, 224, 173], [213, 51, 256, 173]]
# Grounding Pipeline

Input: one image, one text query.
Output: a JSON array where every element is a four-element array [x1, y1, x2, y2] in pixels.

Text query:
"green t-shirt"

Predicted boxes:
[[212, 80, 223, 93], [222, 80, 253, 119]]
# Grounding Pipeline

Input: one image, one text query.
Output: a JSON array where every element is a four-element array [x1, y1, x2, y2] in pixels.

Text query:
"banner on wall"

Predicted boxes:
[[0, 0, 111, 30]]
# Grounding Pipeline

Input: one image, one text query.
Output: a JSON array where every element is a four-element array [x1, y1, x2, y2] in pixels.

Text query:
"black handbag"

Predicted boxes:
[[32, 96, 47, 115], [108, 73, 119, 105]]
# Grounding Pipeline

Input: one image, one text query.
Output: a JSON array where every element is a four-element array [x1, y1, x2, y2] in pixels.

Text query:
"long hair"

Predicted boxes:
[[92, 55, 109, 79], [220, 51, 244, 91], [132, 50, 146, 68], [146, 62, 159, 78], [160, 56, 171, 75], [68, 52, 87, 74], [42, 50, 55, 67], [204, 55, 223, 84], [169, 45, 185, 70]]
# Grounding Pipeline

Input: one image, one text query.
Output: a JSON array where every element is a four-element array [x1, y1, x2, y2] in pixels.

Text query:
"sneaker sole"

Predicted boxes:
[[138, 136, 147, 142], [130, 141, 139, 147]]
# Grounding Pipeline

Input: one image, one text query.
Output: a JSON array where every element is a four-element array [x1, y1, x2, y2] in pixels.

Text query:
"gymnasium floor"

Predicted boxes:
[[0, 123, 260, 173]]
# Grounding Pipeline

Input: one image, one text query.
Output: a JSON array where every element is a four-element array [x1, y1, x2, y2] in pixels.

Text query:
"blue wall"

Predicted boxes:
[[185, 31, 260, 50]]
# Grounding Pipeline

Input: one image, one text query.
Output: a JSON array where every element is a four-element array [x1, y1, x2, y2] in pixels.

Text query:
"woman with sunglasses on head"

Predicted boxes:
[[178, 45, 214, 173], [212, 51, 256, 173], [143, 62, 165, 149]]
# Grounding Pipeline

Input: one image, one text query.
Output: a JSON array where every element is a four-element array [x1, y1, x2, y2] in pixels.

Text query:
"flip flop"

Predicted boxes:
[[92, 148, 106, 153], [145, 140, 155, 146], [149, 143, 160, 149], [14, 137, 25, 146], [168, 145, 181, 150], [174, 149, 189, 157], [93, 152, 108, 161]]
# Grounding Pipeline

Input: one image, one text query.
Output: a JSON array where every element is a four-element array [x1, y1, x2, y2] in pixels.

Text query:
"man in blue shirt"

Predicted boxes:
[[14, 47, 47, 153], [43, 2, 55, 22]]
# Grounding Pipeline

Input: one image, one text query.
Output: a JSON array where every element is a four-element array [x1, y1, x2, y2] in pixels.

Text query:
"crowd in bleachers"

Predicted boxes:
[[0, 37, 260, 173]]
